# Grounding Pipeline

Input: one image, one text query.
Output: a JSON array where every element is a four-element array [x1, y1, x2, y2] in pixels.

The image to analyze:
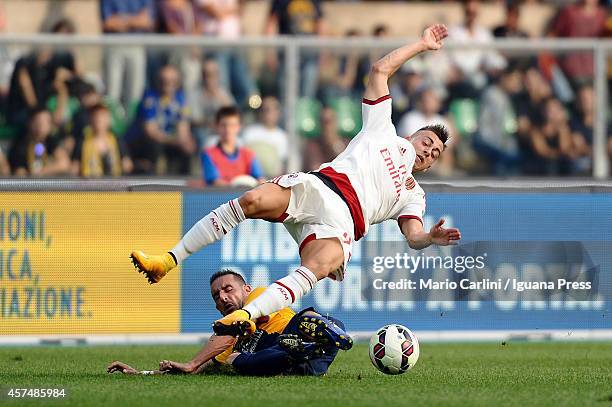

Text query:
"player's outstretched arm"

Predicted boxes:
[[399, 218, 461, 250], [107, 360, 165, 375], [158, 334, 235, 374], [363, 24, 448, 101]]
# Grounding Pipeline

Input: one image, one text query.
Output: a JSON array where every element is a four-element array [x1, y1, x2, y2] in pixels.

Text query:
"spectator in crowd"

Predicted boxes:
[[194, 0, 259, 108], [448, 0, 505, 95], [159, 0, 197, 34], [8, 108, 70, 176], [49, 65, 76, 125], [201, 106, 264, 186], [516, 66, 552, 160], [126, 64, 195, 175], [397, 88, 450, 139], [0, 4, 16, 112], [303, 107, 348, 172], [318, 26, 389, 103], [338, 29, 366, 99], [551, 0, 607, 84], [356, 24, 390, 97], [6, 18, 81, 127], [0, 145, 9, 176], [48, 18, 81, 69], [72, 103, 133, 177], [189, 58, 235, 143], [158, 0, 201, 100], [493, 1, 528, 38], [475, 66, 522, 175], [100, 0, 154, 107], [242, 96, 288, 177], [70, 82, 103, 143], [44, 18, 86, 138], [397, 88, 455, 176], [608, 132, 612, 177], [265, 0, 324, 98], [390, 63, 426, 121], [569, 84, 595, 173], [47, 65, 77, 155], [317, 29, 362, 102], [525, 97, 576, 175]]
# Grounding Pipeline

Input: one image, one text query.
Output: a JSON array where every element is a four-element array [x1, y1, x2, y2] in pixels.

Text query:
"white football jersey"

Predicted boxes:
[[318, 95, 426, 239]]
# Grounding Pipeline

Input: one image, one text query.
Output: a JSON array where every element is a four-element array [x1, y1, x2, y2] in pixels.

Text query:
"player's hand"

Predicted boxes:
[[421, 24, 448, 51], [159, 359, 195, 374], [107, 360, 139, 375], [429, 218, 461, 246]]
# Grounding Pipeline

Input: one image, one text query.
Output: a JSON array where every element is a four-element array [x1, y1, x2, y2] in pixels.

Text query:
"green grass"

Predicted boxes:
[[0, 342, 611, 406]]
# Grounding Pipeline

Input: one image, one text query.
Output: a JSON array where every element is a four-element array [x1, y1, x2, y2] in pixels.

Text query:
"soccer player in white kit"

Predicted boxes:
[[131, 24, 461, 336]]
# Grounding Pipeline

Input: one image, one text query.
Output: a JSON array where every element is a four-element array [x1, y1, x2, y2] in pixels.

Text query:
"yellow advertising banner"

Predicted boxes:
[[0, 192, 181, 334]]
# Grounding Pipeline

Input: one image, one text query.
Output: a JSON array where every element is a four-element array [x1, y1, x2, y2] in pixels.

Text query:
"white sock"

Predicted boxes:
[[171, 199, 245, 263], [243, 266, 318, 319]]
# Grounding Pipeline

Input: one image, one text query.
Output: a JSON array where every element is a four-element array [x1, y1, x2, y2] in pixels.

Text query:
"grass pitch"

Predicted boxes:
[[0, 342, 610, 406]]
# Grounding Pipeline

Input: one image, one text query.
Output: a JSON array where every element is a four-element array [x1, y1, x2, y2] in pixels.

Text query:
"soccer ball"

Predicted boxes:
[[369, 324, 420, 374]]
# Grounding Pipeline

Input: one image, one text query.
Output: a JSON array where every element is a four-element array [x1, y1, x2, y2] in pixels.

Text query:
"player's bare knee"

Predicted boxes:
[[238, 189, 262, 217], [301, 258, 341, 280]]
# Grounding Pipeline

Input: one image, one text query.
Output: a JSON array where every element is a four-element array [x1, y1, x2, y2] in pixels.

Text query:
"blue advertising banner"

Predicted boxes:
[[181, 192, 612, 333]]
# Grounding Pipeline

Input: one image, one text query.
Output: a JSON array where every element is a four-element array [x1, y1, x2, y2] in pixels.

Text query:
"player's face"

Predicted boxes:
[[210, 275, 252, 316], [409, 130, 444, 172]]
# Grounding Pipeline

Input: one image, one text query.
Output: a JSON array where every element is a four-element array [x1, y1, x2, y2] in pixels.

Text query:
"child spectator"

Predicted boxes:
[[8, 108, 70, 176], [201, 106, 264, 186], [72, 104, 133, 177]]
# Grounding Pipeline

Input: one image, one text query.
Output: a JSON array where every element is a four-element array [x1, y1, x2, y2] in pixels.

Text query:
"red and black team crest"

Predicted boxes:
[[405, 176, 416, 190]]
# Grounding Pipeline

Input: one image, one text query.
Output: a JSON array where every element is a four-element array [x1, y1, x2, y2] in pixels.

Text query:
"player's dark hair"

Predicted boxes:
[[419, 124, 449, 147], [209, 269, 247, 286], [215, 106, 241, 124]]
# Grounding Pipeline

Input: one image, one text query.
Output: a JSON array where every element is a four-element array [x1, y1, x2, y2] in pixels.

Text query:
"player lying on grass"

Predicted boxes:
[[131, 23, 461, 337], [107, 269, 351, 376]]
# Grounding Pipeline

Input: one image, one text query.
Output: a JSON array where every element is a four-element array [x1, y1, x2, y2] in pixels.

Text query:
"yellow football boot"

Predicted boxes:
[[130, 251, 177, 284], [213, 309, 256, 337]]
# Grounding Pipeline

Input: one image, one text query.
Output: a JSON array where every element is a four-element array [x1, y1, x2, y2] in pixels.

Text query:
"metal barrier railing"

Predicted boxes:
[[2, 177, 612, 192]]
